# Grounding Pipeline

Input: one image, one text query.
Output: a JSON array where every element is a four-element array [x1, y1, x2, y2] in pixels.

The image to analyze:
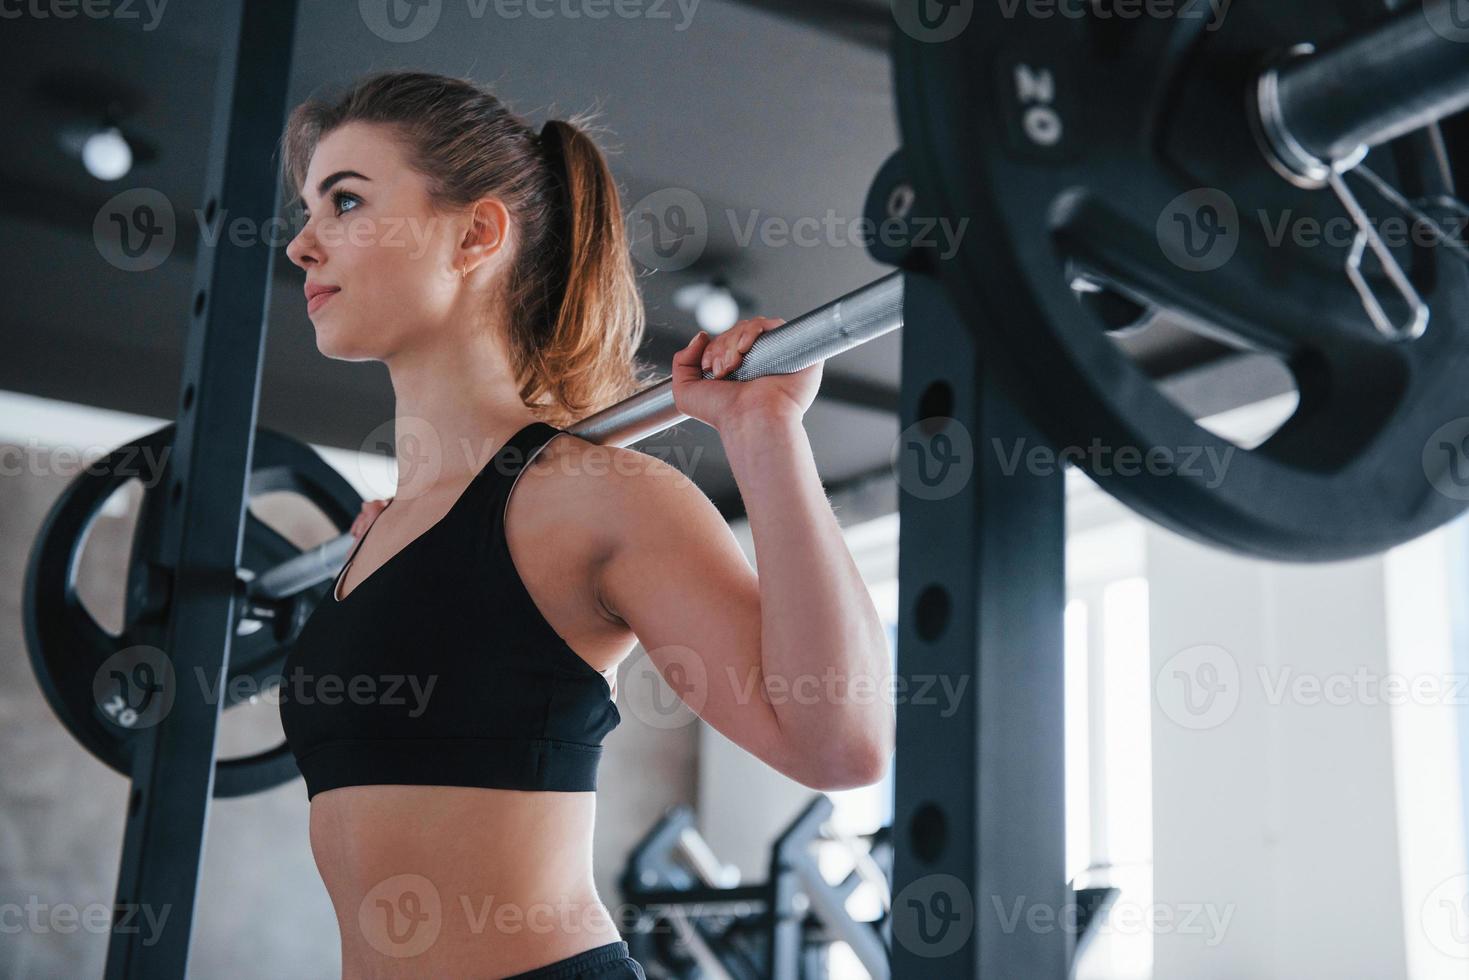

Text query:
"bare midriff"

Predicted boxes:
[[310, 784, 623, 979]]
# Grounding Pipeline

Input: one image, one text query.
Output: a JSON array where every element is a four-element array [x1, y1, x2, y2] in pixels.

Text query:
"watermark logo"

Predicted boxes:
[[1423, 873, 1469, 958], [892, 418, 975, 501], [93, 646, 175, 731], [991, 436, 1234, 488], [1157, 188, 1238, 272], [1155, 643, 1240, 730], [892, 874, 974, 957], [628, 188, 961, 269], [890, 0, 973, 43], [1156, 651, 1469, 722], [1422, 417, 1469, 501], [0, 0, 169, 30], [0, 897, 171, 945], [359, 873, 443, 958], [357, 416, 445, 502], [1257, 666, 1469, 708], [1424, 0, 1469, 43], [628, 188, 708, 272], [239, 668, 438, 716], [359, 0, 444, 42], [1256, 207, 1468, 253], [624, 645, 707, 730], [992, 0, 1231, 30], [993, 894, 1234, 945], [727, 208, 967, 259], [725, 665, 959, 716], [359, 0, 700, 37], [0, 438, 171, 487], [485, 0, 700, 28], [94, 188, 175, 272]]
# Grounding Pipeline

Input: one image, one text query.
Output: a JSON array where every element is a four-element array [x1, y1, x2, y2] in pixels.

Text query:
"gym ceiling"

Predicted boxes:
[[1, 0, 1277, 520]]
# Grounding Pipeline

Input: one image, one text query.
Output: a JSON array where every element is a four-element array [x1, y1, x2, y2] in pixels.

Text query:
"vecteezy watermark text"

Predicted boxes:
[[992, 437, 1236, 489]]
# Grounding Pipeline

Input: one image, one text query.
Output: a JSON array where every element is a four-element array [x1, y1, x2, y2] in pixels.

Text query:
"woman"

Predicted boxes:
[[277, 70, 893, 979]]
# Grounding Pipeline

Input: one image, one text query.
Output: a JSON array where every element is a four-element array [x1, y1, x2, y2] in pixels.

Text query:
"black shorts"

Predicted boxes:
[[501, 940, 646, 979]]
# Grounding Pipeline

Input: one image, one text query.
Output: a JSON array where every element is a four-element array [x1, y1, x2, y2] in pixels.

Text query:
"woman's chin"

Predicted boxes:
[[313, 329, 379, 363], [312, 328, 354, 360]]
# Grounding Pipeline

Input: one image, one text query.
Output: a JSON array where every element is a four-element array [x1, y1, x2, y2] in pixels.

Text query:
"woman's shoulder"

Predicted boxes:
[[536, 430, 695, 493], [518, 431, 703, 551]]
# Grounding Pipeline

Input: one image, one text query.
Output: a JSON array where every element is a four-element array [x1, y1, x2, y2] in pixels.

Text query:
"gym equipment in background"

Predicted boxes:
[[25, 424, 360, 798], [618, 797, 1120, 980], [621, 796, 894, 980]]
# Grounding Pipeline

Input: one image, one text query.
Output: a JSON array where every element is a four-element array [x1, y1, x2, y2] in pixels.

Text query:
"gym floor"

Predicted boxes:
[[5, 2, 1469, 979]]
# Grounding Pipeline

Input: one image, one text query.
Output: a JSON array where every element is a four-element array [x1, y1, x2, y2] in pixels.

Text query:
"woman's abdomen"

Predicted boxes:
[[308, 785, 622, 978]]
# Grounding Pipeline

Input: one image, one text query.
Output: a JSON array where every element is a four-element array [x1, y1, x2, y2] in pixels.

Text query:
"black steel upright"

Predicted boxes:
[[890, 271, 1070, 978], [104, 1, 298, 976]]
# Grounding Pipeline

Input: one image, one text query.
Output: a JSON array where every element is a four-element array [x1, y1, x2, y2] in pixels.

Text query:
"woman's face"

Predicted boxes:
[[285, 121, 498, 361]]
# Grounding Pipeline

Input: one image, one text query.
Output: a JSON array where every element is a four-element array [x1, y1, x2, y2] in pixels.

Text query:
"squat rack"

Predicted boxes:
[[103, 2, 299, 977]]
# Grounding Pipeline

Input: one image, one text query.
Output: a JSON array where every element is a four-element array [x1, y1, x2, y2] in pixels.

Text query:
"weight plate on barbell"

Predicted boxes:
[[24, 424, 361, 797], [894, 2, 1469, 560]]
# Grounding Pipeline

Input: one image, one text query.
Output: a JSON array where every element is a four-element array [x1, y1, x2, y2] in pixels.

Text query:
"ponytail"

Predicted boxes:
[[520, 115, 655, 426]]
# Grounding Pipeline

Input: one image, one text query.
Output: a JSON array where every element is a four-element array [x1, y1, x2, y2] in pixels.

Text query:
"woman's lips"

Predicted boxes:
[[307, 288, 340, 314]]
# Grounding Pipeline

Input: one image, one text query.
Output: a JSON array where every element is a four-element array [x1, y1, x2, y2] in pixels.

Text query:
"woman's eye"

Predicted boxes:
[[301, 190, 359, 221]]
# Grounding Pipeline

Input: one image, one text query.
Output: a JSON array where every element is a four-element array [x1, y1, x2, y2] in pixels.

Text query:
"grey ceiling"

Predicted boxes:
[[1, 0, 1258, 519]]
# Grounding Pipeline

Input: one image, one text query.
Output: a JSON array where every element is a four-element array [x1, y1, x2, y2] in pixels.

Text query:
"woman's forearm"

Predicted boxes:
[[717, 410, 895, 785]]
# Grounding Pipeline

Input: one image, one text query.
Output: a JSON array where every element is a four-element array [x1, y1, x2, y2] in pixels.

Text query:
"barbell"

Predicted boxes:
[[24, 426, 361, 796]]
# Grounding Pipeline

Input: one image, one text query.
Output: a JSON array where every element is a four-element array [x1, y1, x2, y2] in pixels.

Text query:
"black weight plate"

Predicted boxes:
[[894, 2, 1469, 561], [24, 424, 360, 797]]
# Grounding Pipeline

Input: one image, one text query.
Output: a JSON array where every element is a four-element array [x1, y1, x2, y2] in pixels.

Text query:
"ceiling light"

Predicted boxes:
[[81, 125, 133, 181], [673, 278, 750, 334]]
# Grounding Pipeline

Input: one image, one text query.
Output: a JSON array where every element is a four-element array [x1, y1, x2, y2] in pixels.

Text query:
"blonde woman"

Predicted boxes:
[[277, 70, 893, 979]]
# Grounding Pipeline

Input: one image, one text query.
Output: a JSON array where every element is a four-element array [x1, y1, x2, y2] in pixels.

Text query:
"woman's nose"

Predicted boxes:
[[286, 225, 317, 269]]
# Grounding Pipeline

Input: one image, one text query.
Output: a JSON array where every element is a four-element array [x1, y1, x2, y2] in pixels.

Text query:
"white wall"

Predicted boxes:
[[1384, 527, 1469, 979], [1146, 526, 1411, 979]]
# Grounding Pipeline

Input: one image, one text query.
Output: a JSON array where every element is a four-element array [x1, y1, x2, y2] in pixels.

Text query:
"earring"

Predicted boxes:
[[459, 265, 468, 281]]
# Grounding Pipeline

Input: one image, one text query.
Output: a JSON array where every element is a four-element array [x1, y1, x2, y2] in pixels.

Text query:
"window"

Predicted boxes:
[[1069, 517, 1153, 980]]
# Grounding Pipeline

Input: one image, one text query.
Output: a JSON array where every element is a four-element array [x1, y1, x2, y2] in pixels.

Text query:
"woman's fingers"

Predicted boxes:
[[673, 332, 712, 384], [351, 498, 389, 538], [701, 318, 782, 377]]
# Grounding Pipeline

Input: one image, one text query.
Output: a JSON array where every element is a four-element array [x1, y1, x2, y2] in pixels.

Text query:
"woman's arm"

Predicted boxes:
[[719, 410, 895, 783], [594, 319, 895, 791]]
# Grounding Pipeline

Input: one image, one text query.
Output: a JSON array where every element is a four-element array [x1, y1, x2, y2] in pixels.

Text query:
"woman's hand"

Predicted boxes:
[[349, 498, 390, 539], [670, 317, 823, 432]]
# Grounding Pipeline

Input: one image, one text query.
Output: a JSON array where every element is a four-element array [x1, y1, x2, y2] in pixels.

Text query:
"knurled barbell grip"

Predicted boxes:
[[569, 270, 904, 446]]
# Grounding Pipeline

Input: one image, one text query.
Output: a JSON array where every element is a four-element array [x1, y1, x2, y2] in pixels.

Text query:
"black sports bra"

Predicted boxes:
[[278, 422, 621, 800]]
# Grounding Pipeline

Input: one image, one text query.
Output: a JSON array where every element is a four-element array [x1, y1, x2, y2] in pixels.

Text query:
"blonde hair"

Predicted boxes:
[[281, 70, 657, 427]]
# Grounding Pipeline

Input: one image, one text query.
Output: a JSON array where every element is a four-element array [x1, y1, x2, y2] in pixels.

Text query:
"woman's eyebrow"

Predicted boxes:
[[294, 170, 372, 210]]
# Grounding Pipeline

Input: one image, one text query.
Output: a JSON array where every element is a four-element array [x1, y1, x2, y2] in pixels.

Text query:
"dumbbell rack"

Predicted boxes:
[[620, 795, 894, 980]]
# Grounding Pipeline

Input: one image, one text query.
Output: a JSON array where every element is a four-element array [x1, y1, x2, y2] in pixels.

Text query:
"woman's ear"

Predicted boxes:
[[460, 196, 511, 272]]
